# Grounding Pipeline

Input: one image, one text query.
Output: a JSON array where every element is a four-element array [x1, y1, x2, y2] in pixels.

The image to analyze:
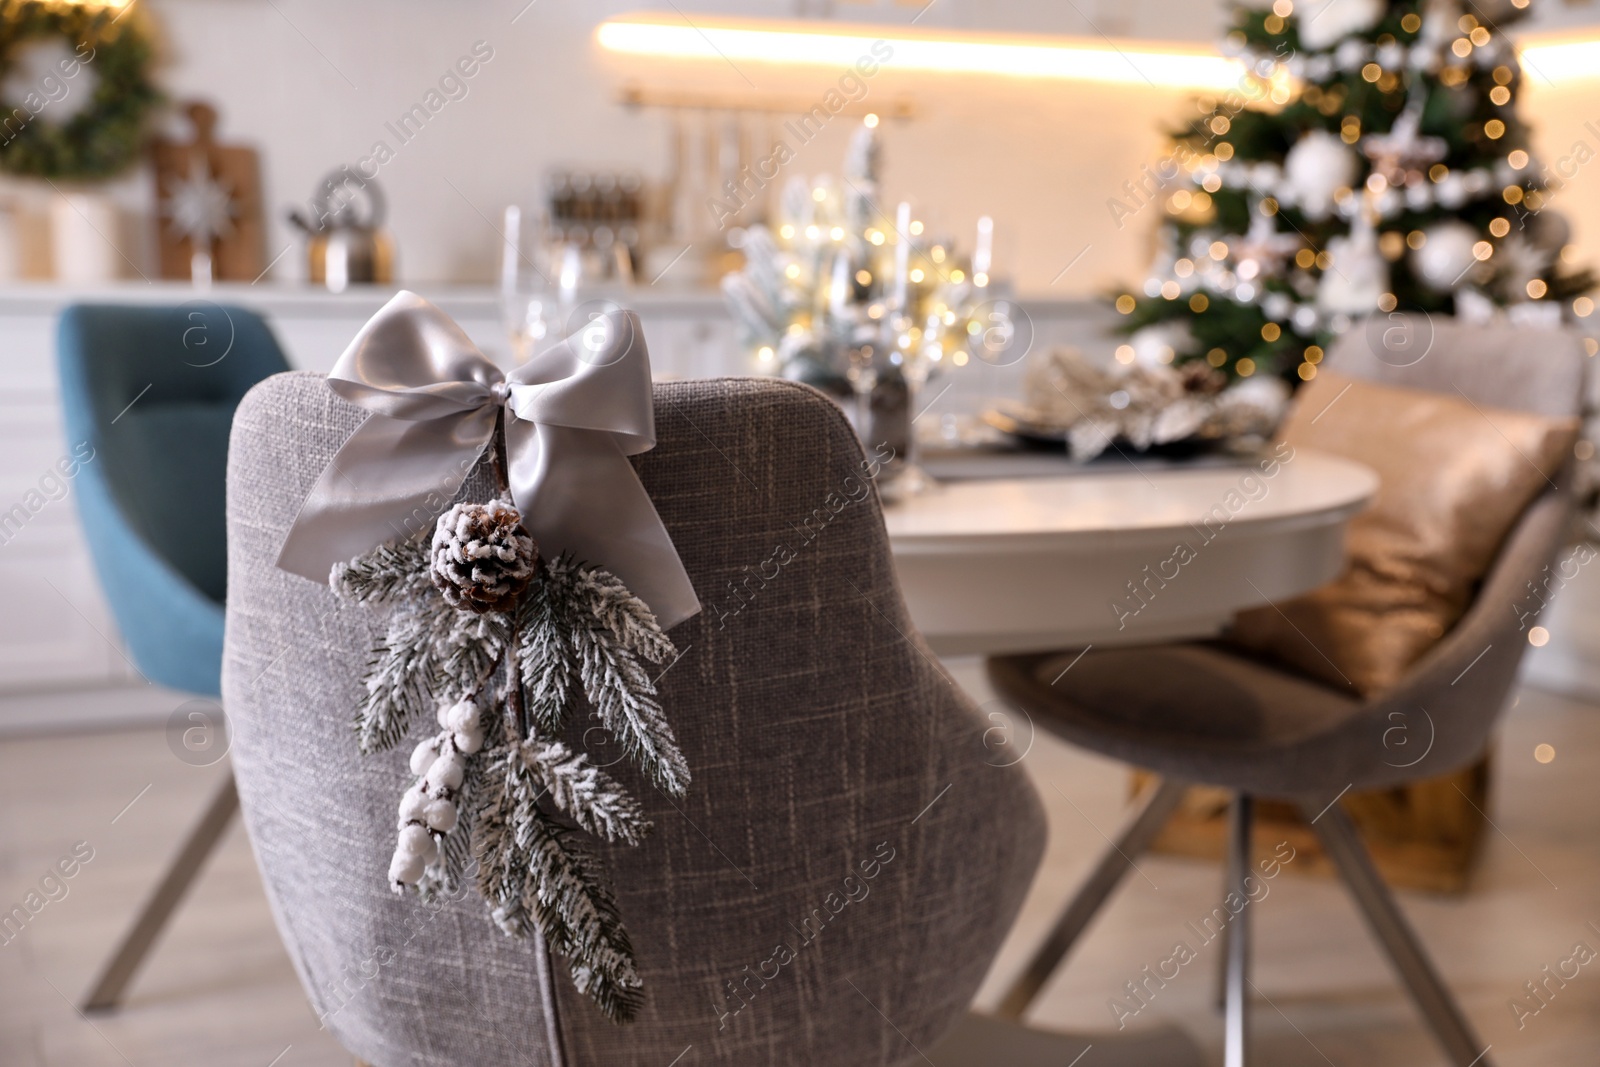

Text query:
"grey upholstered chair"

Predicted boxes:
[[223, 373, 1203, 1066], [986, 320, 1587, 1067]]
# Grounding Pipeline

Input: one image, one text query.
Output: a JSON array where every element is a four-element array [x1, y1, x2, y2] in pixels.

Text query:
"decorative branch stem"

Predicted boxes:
[[490, 408, 530, 739]]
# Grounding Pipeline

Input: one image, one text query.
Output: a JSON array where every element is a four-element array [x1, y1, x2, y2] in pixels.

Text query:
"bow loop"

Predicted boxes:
[[276, 290, 700, 629]]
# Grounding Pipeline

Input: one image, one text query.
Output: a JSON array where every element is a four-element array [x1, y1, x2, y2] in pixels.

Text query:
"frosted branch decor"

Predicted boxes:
[[277, 291, 699, 1023]]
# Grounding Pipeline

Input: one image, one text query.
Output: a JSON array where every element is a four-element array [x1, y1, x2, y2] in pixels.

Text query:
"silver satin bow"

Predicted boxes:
[[276, 290, 701, 629]]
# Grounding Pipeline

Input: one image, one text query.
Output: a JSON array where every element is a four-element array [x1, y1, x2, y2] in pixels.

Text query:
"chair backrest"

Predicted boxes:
[[58, 303, 291, 695], [222, 373, 1045, 1067], [1322, 317, 1586, 787], [1326, 315, 1586, 417]]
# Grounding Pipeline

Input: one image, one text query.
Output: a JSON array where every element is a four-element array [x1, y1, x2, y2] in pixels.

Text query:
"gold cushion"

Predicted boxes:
[[1229, 371, 1577, 696]]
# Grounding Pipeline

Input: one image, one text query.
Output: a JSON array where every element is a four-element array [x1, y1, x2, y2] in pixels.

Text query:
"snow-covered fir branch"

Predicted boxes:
[[331, 534, 432, 605], [474, 744, 644, 1023], [520, 739, 652, 846]]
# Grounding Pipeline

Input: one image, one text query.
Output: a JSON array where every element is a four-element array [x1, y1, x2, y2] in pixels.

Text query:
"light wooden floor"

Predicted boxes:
[[3, 663, 1598, 1066]]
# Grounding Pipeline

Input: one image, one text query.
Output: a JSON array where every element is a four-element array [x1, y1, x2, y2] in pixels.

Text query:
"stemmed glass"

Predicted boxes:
[[844, 341, 879, 442], [498, 206, 558, 365], [881, 323, 937, 499]]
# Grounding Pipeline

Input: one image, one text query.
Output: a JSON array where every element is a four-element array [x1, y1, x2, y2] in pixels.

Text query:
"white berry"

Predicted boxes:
[[389, 849, 425, 885], [397, 823, 436, 859], [447, 699, 480, 733], [454, 727, 484, 755], [424, 799, 459, 832], [428, 752, 465, 791], [398, 787, 427, 827], [409, 738, 441, 776]]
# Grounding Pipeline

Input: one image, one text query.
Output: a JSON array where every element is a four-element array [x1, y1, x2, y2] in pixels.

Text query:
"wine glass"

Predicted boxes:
[[844, 341, 879, 441]]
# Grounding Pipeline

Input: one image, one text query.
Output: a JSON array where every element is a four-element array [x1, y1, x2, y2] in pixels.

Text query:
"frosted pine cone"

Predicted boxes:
[[430, 499, 538, 613]]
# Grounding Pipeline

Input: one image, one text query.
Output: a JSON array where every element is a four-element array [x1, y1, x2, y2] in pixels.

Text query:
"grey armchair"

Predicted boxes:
[[986, 320, 1587, 1067], [223, 374, 1202, 1066]]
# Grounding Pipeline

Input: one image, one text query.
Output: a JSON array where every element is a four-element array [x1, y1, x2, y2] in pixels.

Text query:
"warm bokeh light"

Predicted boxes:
[[1520, 33, 1600, 81], [600, 17, 1600, 91], [598, 15, 1246, 89]]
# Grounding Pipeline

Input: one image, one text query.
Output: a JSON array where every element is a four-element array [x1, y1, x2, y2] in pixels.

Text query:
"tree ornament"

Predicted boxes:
[[1233, 211, 1302, 278], [1525, 210, 1571, 258], [1296, 0, 1384, 51], [1318, 210, 1388, 315], [1129, 322, 1193, 367], [430, 498, 539, 614], [1361, 100, 1447, 188], [1284, 130, 1359, 221], [1496, 232, 1554, 299], [1412, 220, 1481, 291]]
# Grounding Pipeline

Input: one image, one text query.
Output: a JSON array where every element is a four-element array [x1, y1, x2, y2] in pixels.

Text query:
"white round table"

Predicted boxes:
[[883, 449, 1378, 656]]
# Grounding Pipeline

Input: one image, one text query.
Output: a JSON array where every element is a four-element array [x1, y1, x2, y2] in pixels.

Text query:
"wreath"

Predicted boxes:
[[0, 0, 160, 180]]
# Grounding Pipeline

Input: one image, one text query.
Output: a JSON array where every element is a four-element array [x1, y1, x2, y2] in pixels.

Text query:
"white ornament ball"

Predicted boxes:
[[1334, 38, 1370, 72], [435, 703, 452, 728], [1301, 1, 1383, 51], [1404, 184, 1433, 212], [397, 823, 436, 859], [1412, 222, 1480, 291], [1284, 131, 1358, 221], [427, 752, 466, 791], [389, 849, 426, 886], [1527, 210, 1572, 255], [1435, 173, 1467, 210], [1129, 322, 1192, 367], [398, 786, 428, 827], [454, 727, 484, 755], [446, 699, 480, 734], [409, 738, 441, 777], [424, 798, 459, 833], [1318, 234, 1389, 315]]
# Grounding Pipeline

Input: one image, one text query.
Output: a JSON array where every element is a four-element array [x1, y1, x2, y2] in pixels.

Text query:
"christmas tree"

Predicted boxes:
[[1114, 0, 1592, 385]]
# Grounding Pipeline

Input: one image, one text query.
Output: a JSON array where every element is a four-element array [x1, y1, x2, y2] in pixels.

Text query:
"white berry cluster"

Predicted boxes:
[[388, 696, 486, 887]]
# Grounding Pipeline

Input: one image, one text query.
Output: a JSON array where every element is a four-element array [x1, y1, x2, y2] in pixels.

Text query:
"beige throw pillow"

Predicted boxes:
[[1229, 371, 1576, 696]]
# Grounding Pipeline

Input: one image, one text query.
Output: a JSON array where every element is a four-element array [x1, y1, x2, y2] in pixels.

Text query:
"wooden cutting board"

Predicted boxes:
[[152, 102, 264, 282]]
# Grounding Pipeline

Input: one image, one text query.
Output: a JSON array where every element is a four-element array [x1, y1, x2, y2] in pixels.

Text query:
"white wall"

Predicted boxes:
[[13, 0, 1600, 294]]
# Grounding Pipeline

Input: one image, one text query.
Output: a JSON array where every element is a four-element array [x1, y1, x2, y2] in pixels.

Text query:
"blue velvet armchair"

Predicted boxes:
[[56, 302, 290, 1011], [57, 302, 290, 696]]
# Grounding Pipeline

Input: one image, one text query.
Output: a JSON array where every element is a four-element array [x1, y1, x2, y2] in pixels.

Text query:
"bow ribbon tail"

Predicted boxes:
[[506, 421, 700, 630], [276, 407, 496, 583]]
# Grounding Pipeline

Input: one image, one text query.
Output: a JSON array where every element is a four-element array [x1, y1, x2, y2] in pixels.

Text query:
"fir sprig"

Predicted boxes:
[[522, 739, 653, 846], [330, 534, 432, 604], [570, 621, 689, 797], [475, 744, 645, 1023], [354, 602, 509, 754], [517, 569, 576, 734]]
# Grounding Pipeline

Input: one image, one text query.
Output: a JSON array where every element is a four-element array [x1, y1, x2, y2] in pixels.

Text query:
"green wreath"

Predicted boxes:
[[0, 0, 159, 180]]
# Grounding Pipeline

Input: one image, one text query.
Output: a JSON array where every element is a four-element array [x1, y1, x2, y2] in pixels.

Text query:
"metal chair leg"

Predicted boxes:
[[1223, 794, 1252, 1067], [81, 771, 240, 1013], [1214, 819, 1235, 1013], [1302, 800, 1493, 1067], [994, 776, 1187, 1020]]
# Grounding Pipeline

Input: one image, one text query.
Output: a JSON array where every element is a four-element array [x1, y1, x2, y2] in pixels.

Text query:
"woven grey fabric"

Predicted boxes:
[[223, 372, 1046, 1067], [988, 319, 1585, 799]]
